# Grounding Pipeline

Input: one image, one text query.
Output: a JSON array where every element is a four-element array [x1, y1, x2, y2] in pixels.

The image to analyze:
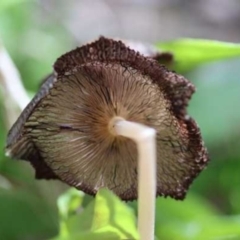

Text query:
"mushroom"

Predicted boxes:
[[6, 37, 209, 201]]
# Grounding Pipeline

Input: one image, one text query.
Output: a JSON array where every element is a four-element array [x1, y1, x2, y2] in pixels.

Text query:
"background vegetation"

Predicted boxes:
[[0, 1, 240, 239]]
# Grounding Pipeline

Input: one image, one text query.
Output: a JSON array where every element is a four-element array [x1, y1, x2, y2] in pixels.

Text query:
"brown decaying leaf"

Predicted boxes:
[[6, 37, 208, 201]]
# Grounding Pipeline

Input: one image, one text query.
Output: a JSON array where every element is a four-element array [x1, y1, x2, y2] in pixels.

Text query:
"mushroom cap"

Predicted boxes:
[[6, 37, 208, 201]]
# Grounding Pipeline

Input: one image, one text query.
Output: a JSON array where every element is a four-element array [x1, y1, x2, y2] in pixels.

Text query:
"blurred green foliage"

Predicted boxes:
[[0, 1, 240, 240], [54, 189, 138, 240], [157, 39, 240, 73]]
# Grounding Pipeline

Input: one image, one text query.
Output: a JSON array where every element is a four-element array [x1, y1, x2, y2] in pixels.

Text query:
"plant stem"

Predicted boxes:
[[111, 117, 157, 240], [0, 43, 29, 110], [0, 42, 30, 127]]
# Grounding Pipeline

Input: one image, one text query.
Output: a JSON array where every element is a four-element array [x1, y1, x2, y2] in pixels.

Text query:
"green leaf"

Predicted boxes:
[[53, 230, 120, 240], [56, 188, 139, 240], [0, 0, 30, 12], [156, 39, 240, 72], [57, 188, 84, 220]]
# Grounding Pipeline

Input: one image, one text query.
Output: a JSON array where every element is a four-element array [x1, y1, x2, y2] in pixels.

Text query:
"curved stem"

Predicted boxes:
[[111, 117, 157, 240]]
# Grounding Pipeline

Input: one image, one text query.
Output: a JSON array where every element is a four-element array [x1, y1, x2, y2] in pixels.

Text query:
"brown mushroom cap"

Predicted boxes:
[[6, 37, 208, 201]]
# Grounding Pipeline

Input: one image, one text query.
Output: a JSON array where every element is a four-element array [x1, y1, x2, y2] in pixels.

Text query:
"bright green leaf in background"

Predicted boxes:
[[58, 188, 84, 220], [156, 39, 240, 72], [55, 189, 139, 240], [0, 0, 30, 12], [53, 231, 120, 240]]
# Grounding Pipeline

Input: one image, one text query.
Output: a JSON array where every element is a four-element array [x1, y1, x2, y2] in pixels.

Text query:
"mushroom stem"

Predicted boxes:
[[111, 117, 157, 240]]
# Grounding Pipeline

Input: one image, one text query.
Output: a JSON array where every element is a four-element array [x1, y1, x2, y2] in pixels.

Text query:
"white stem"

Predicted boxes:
[[0, 43, 30, 111], [112, 118, 156, 240], [0, 43, 30, 128]]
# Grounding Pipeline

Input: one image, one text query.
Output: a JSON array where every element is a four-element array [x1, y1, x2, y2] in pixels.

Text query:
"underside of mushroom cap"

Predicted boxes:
[[6, 37, 209, 201]]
